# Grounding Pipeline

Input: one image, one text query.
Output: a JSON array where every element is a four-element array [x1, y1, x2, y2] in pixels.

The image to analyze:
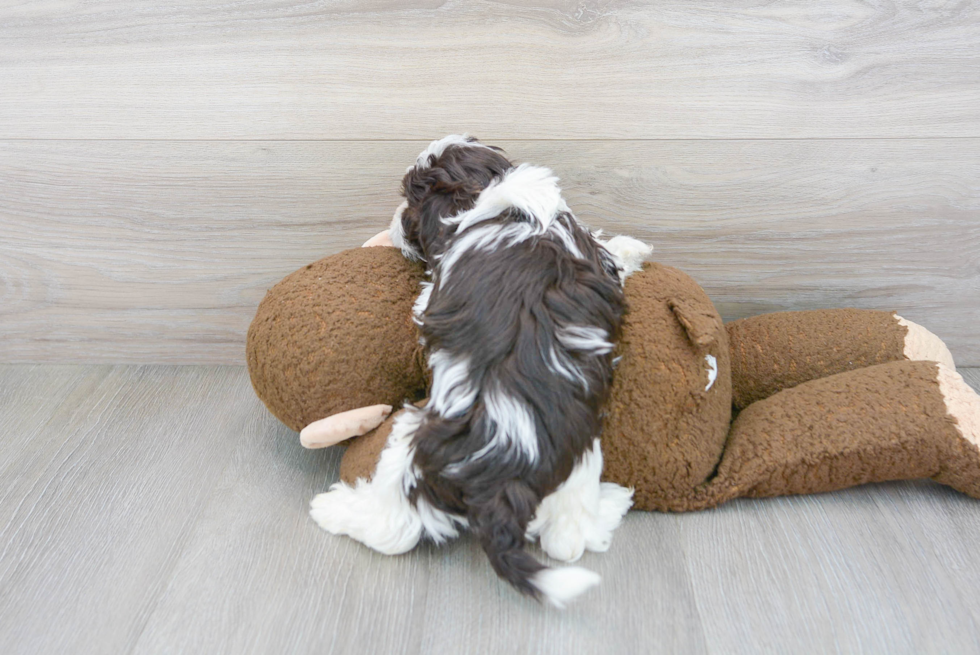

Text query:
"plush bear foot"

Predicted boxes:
[[897, 315, 956, 370], [527, 440, 634, 563], [934, 364, 980, 497], [937, 365, 980, 439]]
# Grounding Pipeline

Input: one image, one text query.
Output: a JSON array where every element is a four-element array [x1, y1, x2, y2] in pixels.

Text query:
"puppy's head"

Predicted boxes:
[[390, 135, 512, 261]]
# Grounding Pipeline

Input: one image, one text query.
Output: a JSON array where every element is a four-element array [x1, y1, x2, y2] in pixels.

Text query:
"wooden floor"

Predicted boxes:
[[0, 364, 979, 654]]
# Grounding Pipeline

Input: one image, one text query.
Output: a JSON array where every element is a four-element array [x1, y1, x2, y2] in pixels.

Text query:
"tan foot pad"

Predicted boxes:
[[937, 364, 980, 448], [897, 315, 956, 370]]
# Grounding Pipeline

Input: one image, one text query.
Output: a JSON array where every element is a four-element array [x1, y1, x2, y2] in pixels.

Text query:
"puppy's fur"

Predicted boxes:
[[311, 136, 647, 607]]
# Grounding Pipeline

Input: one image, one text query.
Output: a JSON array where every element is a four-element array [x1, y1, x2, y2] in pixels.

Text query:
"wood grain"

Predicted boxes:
[[1, 1, 978, 139], [2, 139, 977, 365], [0, 366, 256, 654], [0, 366, 979, 654]]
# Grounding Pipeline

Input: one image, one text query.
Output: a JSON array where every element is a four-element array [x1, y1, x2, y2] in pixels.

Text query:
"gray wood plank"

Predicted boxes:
[[0, 365, 113, 512], [128, 399, 431, 655], [415, 513, 709, 655], [1, 1, 978, 139], [131, 368, 980, 655], [2, 139, 977, 365], [0, 366, 107, 455], [0, 366, 254, 655], [681, 487, 980, 654], [2, 366, 980, 654]]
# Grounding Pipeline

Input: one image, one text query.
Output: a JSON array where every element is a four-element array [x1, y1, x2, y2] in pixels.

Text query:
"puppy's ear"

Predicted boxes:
[[402, 166, 482, 207], [399, 203, 423, 253], [402, 166, 432, 206]]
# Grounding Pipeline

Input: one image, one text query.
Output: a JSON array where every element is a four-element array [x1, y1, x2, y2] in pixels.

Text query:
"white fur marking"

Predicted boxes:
[[410, 134, 494, 172], [309, 407, 424, 555], [482, 385, 540, 463], [436, 164, 580, 288], [531, 567, 602, 609], [557, 326, 614, 355], [549, 217, 585, 260], [416, 496, 468, 546], [547, 344, 589, 391], [446, 164, 565, 234], [705, 354, 718, 391], [388, 200, 422, 261], [528, 439, 634, 562], [413, 281, 434, 326], [437, 221, 539, 289], [427, 350, 478, 418], [310, 406, 464, 549], [599, 234, 653, 284]]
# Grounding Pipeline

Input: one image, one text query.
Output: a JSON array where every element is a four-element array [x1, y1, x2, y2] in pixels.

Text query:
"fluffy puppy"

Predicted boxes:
[[311, 135, 648, 607]]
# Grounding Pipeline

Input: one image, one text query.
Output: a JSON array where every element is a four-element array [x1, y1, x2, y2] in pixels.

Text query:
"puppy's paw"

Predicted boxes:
[[309, 485, 358, 536], [585, 482, 634, 553], [533, 482, 634, 562], [602, 235, 652, 281], [309, 482, 422, 556], [538, 518, 587, 563]]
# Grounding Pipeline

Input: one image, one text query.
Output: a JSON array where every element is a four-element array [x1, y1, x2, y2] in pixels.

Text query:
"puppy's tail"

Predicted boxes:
[[470, 481, 600, 609]]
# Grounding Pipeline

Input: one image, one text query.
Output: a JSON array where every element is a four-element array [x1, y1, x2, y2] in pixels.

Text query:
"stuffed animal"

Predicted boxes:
[[247, 245, 980, 512]]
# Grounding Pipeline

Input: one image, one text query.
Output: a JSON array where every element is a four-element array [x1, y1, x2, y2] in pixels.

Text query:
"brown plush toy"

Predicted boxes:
[[247, 246, 980, 512]]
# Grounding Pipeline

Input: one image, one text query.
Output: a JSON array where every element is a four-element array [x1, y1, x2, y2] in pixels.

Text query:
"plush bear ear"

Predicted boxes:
[[668, 297, 723, 349]]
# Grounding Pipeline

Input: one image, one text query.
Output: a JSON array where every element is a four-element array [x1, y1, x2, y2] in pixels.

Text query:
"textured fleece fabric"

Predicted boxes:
[[246, 247, 426, 432], [600, 264, 733, 511], [685, 360, 978, 511], [727, 308, 908, 411]]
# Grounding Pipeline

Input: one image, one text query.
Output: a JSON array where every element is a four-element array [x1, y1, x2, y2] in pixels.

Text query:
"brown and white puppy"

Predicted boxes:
[[311, 135, 650, 607]]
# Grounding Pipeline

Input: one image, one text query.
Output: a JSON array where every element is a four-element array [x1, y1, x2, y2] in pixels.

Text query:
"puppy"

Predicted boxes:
[[311, 135, 650, 607]]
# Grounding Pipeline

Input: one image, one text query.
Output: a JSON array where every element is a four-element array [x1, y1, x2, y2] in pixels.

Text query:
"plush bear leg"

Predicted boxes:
[[933, 365, 980, 497], [727, 309, 954, 410], [675, 360, 980, 510]]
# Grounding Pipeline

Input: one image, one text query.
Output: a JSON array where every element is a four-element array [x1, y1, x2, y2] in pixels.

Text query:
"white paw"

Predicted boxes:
[[588, 482, 634, 552], [538, 517, 587, 563], [532, 482, 634, 563], [602, 235, 653, 282], [309, 487, 349, 534], [309, 481, 422, 556]]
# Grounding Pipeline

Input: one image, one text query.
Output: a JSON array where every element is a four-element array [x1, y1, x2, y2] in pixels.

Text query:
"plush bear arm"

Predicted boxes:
[[363, 230, 394, 247], [300, 404, 393, 449], [726, 309, 954, 410], [338, 409, 399, 484]]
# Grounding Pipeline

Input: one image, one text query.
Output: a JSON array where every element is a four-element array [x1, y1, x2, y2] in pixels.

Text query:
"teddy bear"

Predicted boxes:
[[246, 244, 980, 514]]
